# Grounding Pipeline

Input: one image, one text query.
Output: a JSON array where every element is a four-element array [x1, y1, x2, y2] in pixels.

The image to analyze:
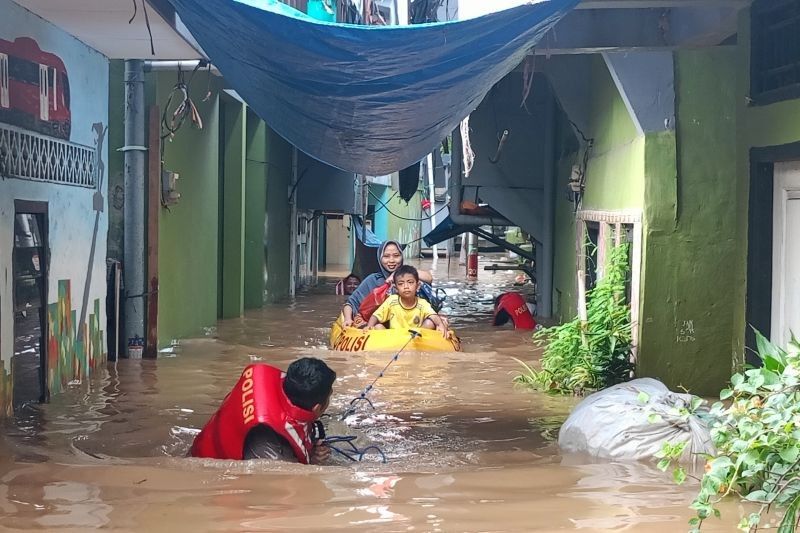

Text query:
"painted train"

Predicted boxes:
[[0, 37, 71, 140]]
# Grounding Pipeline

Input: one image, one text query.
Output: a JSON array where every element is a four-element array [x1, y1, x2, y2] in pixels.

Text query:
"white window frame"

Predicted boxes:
[[38, 64, 49, 121], [0, 53, 9, 109]]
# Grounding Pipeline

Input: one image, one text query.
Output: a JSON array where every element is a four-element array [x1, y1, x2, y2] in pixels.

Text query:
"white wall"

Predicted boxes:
[[0, 0, 109, 396], [456, 0, 529, 19]]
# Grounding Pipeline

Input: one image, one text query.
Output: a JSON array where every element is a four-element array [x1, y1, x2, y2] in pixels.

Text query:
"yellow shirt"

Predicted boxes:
[[372, 295, 437, 330]]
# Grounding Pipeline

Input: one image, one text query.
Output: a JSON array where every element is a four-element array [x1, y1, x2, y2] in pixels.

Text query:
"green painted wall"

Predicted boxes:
[[385, 184, 423, 258], [220, 98, 247, 319], [244, 111, 268, 310], [731, 7, 800, 361], [552, 56, 644, 324], [156, 74, 221, 344], [107, 60, 125, 263], [637, 49, 738, 395], [264, 127, 292, 303], [581, 57, 645, 211], [552, 158, 578, 323]]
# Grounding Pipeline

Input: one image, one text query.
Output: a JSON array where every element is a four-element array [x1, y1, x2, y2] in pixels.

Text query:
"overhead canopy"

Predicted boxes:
[[423, 215, 475, 247], [169, 0, 578, 175]]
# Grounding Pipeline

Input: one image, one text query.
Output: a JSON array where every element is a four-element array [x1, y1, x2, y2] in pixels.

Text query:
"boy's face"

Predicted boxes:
[[395, 273, 419, 299]]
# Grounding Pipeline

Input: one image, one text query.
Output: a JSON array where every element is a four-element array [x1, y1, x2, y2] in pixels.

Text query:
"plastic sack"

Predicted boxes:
[[558, 378, 715, 463], [357, 282, 392, 321]]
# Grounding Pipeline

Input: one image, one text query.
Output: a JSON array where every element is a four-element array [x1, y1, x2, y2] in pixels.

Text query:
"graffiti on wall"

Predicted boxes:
[[47, 280, 104, 393], [0, 37, 71, 140]]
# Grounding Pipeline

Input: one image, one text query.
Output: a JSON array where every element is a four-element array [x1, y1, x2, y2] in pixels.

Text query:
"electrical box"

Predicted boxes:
[[162, 169, 181, 206]]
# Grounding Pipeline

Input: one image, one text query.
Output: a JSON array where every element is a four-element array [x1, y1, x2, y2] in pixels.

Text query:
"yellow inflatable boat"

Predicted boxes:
[[330, 319, 461, 352]]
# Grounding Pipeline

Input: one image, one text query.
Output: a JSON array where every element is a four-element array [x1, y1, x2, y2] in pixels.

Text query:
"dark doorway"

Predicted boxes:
[[12, 202, 49, 407]]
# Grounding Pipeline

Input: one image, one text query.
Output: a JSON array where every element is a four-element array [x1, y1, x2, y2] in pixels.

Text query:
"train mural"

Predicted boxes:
[[0, 36, 71, 140]]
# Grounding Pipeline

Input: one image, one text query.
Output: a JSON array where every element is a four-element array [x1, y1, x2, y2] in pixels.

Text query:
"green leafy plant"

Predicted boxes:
[[658, 331, 800, 532], [514, 242, 634, 394]]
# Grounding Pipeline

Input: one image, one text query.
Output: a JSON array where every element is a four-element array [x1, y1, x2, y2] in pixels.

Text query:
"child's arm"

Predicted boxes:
[[366, 314, 379, 330], [367, 300, 391, 330]]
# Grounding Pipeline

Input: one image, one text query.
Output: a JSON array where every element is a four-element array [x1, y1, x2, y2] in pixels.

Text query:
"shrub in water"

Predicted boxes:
[[514, 242, 634, 394], [658, 331, 800, 532]]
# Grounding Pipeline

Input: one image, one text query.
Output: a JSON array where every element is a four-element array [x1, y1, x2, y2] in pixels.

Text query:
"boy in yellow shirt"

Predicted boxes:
[[366, 265, 447, 336]]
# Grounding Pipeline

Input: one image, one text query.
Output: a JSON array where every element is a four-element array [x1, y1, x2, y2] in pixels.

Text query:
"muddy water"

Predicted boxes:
[[0, 257, 743, 532]]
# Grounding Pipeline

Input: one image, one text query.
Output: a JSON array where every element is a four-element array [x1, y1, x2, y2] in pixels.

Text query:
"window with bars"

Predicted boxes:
[[0, 124, 96, 187], [751, 0, 800, 105]]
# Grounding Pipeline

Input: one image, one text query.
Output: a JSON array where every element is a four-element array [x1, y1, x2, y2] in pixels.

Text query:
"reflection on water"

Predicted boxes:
[[0, 257, 742, 531]]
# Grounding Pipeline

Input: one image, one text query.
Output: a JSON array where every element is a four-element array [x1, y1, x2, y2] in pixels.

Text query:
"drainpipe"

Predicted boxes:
[[123, 59, 146, 355], [144, 60, 209, 72], [448, 126, 513, 227]]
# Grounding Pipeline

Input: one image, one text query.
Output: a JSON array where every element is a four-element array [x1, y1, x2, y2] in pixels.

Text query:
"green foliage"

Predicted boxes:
[[514, 242, 634, 394], [658, 330, 800, 532]]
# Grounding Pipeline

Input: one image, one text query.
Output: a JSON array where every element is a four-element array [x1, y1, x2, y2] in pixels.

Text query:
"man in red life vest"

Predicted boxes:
[[190, 357, 336, 464]]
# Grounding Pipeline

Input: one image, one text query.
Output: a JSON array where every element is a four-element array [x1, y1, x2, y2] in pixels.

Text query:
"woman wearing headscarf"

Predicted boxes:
[[341, 240, 432, 328]]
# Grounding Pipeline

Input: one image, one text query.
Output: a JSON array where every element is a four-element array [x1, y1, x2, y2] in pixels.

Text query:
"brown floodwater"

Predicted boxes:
[[0, 256, 745, 532]]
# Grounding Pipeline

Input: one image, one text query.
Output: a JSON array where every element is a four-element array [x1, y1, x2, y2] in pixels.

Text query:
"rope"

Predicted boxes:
[[341, 330, 420, 420], [324, 436, 388, 463], [368, 189, 449, 222], [311, 421, 387, 463], [460, 115, 475, 178]]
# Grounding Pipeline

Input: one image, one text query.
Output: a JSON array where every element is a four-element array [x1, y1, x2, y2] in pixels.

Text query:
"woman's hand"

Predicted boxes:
[[342, 306, 354, 328]]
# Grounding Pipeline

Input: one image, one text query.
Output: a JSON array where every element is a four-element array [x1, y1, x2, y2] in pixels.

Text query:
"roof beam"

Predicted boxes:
[[533, 6, 739, 55], [576, 0, 750, 8]]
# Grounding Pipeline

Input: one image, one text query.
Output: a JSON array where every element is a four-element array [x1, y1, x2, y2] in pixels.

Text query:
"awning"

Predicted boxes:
[[169, 0, 578, 175]]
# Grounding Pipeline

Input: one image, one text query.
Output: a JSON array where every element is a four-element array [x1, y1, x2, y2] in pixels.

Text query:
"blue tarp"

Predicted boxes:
[[169, 0, 578, 175]]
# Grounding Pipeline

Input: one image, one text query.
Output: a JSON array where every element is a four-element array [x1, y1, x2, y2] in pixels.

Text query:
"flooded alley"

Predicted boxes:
[[0, 259, 742, 532]]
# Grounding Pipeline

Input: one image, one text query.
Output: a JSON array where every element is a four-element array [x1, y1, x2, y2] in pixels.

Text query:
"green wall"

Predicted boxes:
[[244, 111, 268, 309], [107, 60, 125, 263], [637, 49, 738, 395], [385, 189, 423, 259], [552, 158, 578, 323], [220, 97, 247, 319], [156, 73, 221, 344], [264, 127, 292, 303], [552, 56, 645, 324], [581, 57, 645, 211], [732, 7, 800, 361]]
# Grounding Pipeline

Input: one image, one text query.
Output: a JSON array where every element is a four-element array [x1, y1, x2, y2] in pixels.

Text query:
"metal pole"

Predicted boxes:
[[426, 153, 438, 267], [123, 59, 146, 358], [311, 213, 319, 285]]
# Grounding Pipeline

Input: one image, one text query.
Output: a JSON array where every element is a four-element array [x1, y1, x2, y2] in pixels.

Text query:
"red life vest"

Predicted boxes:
[[190, 364, 317, 463], [493, 292, 537, 330]]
